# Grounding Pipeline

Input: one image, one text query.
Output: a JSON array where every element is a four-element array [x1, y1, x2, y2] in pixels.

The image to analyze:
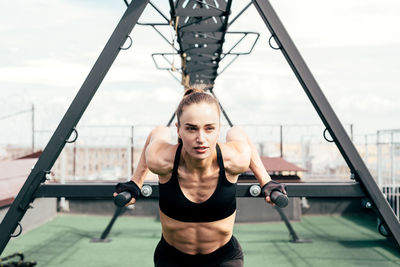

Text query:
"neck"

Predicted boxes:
[[181, 147, 216, 174]]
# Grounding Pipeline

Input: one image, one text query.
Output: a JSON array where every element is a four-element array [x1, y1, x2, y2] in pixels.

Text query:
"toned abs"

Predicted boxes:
[[159, 160, 238, 255]]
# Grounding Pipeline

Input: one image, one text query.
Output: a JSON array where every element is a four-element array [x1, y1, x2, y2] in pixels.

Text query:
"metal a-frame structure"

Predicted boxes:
[[1, 0, 399, 254]]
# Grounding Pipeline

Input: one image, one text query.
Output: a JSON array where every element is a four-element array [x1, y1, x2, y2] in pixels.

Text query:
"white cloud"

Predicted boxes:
[[267, 0, 400, 47]]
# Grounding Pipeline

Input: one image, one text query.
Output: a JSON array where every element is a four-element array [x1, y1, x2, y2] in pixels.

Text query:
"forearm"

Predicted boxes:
[[247, 138, 271, 187], [130, 133, 151, 187]]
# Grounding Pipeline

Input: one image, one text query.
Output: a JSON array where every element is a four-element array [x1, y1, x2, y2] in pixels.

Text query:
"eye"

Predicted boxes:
[[206, 126, 215, 131], [186, 126, 197, 131]]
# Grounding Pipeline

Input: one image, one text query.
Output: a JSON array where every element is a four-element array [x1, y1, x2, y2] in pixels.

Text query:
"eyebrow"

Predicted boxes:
[[184, 123, 216, 127]]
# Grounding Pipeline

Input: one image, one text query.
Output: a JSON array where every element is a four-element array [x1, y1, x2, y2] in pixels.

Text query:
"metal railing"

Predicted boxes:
[[0, 123, 358, 182]]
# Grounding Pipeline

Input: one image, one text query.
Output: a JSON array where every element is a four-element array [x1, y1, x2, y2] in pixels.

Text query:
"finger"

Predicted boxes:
[[266, 196, 275, 206], [113, 192, 117, 197], [126, 198, 136, 206]]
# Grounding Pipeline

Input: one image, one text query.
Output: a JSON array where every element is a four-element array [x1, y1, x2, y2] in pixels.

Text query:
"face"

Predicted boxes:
[[176, 102, 220, 160]]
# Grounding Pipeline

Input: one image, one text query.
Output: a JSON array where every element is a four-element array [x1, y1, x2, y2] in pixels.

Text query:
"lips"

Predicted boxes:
[[194, 146, 208, 153]]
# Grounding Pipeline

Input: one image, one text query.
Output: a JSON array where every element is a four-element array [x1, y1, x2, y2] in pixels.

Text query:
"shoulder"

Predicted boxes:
[[218, 141, 251, 176], [145, 137, 178, 176]]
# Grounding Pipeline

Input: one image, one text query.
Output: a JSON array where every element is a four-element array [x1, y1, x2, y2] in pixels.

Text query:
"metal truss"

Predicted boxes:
[[170, 0, 260, 86], [251, 0, 400, 246], [151, 32, 259, 75], [141, 1, 259, 87], [170, 0, 232, 86], [1, 0, 399, 255], [0, 0, 150, 254], [34, 182, 365, 199]]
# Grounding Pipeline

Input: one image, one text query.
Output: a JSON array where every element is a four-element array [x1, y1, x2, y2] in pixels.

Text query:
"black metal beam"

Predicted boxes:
[[274, 207, 312, 243], [180, 32, 223, 44], [34, 182, 365, 199], [173, 0, 227, 17], [169, 0, 233, 85], [166, 112, 176, 127], [209, 89, 233, 127], [228, 2, 253, 27], [0, 0, 150, 255], [252, 0, 400, 246], [90, 206, 127, 242]]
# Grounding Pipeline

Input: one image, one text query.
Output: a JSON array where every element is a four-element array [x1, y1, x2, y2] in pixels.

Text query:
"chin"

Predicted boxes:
[[191, 150, 211, 160]]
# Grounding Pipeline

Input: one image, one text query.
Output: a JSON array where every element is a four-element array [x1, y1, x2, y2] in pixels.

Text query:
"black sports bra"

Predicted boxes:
[[159, 143, 237, 222]]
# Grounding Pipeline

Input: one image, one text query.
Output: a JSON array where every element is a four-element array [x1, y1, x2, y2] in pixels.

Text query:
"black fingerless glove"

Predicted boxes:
[[115, 180, 141, 199], [261, 180, 287, 197]]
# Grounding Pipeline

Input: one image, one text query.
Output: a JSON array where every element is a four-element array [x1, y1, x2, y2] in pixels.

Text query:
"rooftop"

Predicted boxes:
[[2, 214, 399, 266], [260, 156, 306, 172]]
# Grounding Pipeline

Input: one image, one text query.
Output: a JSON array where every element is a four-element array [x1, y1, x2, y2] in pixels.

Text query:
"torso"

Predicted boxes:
[[158, 143, 239, 255]]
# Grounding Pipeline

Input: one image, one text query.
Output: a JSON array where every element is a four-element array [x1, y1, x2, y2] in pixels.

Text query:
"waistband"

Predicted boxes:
[[159, 235, 238, 264]]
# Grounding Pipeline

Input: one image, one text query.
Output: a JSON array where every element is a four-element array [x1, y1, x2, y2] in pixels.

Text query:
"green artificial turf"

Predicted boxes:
[[2, 214, 399, 267]]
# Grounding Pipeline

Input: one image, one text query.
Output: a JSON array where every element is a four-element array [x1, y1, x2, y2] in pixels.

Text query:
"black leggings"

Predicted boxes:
[[154, 235, 243, 267]]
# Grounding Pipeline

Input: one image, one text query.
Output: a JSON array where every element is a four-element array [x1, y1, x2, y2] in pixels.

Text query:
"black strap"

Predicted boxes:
[[171, 143, 182, 179], [173, 143, 225, 177], [216, 143, 226, 177]]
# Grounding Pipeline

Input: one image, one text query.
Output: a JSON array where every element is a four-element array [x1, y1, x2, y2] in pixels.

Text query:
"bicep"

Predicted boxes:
[[224, 126, 251, 174], [149, 125, 172, 143], [221, 141, 251, 175], [145, 140, 175, 176], [226, 125, 248, 143]]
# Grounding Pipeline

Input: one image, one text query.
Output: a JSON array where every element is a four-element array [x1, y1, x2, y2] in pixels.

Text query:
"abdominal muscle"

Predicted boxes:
[[160, 209, 236, 255]]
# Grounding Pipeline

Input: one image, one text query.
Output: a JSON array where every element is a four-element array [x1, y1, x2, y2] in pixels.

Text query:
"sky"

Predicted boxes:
[[0, 0, 399, 147]]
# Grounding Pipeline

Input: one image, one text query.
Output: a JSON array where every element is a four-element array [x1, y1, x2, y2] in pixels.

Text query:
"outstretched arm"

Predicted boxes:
[[114, 126, 172, 205], [226, 126, 284, 205], [226, 126, 272, 187]]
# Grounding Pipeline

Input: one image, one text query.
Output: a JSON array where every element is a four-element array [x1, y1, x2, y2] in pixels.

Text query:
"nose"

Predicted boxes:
[[196, 130, 206, 143]]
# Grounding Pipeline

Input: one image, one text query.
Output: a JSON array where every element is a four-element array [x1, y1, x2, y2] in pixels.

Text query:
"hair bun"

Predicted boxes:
[[184, 88, 204, 97]]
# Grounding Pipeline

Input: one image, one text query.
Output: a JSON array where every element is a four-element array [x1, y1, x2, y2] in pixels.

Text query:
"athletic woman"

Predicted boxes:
[[114, 88, 287, 267]]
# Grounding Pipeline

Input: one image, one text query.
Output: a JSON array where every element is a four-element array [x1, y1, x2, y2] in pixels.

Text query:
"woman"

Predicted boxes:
[[114, 88, 286, 267]]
